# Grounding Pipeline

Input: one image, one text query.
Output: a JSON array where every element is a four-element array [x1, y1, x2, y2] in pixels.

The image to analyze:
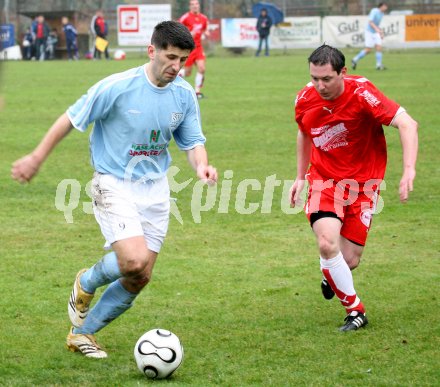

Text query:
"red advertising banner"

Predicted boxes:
[[208, 19, 221, 42]]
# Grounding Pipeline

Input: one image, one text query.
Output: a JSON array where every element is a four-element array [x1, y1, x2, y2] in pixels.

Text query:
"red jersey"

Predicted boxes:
[[95, 16, 107, 37], [295, 75, 402, 184], [36, 24, 44, 39], [179, 11, 208, 47]]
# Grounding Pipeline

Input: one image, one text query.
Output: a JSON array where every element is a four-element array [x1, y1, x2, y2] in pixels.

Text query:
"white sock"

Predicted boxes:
[[320, 252, 360, 309], [195, 72, 204, 92]]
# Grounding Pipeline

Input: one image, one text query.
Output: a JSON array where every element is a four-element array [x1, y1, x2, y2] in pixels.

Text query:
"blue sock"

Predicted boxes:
[[376, 51, 383, 66], [73, 280, 138, 335], [80, 252, 121, 294], [354, 49, 367, 62]]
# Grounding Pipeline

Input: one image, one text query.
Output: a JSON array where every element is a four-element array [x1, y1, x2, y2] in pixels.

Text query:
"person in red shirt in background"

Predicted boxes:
[[290, 44, 418, 332], [179, 0, 210, 99], [32, 15, 50, 61], [94, 10, 109, 60]]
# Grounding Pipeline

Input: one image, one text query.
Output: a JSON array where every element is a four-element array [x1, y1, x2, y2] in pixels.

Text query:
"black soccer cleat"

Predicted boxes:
[[321, 278, 335, 300], [339, 311, 368, 332], [376, 65, 387, 71], [351, 59, 357, 70]]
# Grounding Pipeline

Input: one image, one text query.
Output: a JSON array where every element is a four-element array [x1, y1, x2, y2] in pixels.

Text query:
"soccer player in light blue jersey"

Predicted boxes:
[[352, 2, 388, 71], [12, 21, 218, 358]]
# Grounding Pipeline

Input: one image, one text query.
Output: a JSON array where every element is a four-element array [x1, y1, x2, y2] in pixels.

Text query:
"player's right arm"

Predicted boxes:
[[186, 145, 217, 185], [290, 129, 312, 207], [11, 113, 73, 183]]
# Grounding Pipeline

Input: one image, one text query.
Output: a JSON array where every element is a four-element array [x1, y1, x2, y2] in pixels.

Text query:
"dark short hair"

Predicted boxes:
[[151, 20, 195, 51], [308, 44, 345, 74]]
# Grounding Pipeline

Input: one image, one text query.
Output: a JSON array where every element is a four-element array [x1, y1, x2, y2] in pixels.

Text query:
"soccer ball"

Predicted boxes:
[[134, 328, 184, 379], [113, 49, 126, 60]]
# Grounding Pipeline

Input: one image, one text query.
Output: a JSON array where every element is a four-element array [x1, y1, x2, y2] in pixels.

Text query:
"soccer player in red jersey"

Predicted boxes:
[[179, 0, 210, 98], [290, 44, 418, 331]]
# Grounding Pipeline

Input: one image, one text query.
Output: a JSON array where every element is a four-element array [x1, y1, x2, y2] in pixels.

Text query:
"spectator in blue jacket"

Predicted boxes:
[[22, 27, 34, 60], [255, 8, 273, 57], [62, 17, 79, 60], [46, 28, 58, 60]]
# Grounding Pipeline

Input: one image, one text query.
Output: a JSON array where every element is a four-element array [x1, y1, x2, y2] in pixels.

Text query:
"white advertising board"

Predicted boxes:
[[221, 18, 259, 48], [272, 17, 321, 48], [221, 15, 414, 49], [322, 15, 405, 48], [221, 17, 321, 49], [117, 4, 172, 46]]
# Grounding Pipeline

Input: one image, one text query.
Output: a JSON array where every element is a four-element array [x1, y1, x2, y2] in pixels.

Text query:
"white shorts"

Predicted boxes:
[[365, 30, 382, 48], [91, 172, 170, 253]]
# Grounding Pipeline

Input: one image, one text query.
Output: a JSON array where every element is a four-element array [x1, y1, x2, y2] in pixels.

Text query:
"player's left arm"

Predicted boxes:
[[186, 145, 217, 185], [368, 20, 382, 34], [368, 9, 384, 37], [390, 111, 419, 202]]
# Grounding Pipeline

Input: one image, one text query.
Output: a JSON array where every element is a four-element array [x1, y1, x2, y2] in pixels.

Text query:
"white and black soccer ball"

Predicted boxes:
[[134, 328, 184, 379], [113, 49, 126, 60]]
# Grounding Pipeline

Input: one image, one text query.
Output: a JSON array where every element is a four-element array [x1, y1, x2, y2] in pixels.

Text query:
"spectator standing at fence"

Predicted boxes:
[[22, 27, 34, 60], [62, 17, 79, 60], [94, 11, 109, 60], [32, 15, 50, 61], [46, 28, 58, 60], [352, 2, 388, 71], [255, 8, 273, 57], [89, 11, 98, 57], [30, 16, 38, 59]]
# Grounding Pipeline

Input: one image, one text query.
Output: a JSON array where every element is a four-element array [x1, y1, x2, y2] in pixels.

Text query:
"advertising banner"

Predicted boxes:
[[405, 14, 440, 41], [271, 17, 321, 48], [221, 17, 321, 48], [322, 15, 405, 48], [0, 24, 15, 49], [220, 15, 439, 50], [221, 18, 259, 48], [117, 4, 171, 46], [207, 19, 221, 42]]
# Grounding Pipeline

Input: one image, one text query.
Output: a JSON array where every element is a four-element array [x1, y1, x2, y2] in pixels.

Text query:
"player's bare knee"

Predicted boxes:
[[317, 237, 339, 259], [120, 253, 149, 277]]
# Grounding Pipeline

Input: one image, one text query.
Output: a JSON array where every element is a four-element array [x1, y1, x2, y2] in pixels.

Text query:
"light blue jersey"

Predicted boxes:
[[366, 7, 384, 33], [67, 65, 205, 181]]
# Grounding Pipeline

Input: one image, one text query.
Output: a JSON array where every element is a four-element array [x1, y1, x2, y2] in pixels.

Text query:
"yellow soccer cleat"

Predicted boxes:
[[66, 327, 108, 359], [68, 269, 94, 328]]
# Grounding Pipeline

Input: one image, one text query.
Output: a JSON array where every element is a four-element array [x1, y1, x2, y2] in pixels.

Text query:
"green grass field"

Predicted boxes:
[[0, 48, 439, 386]]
